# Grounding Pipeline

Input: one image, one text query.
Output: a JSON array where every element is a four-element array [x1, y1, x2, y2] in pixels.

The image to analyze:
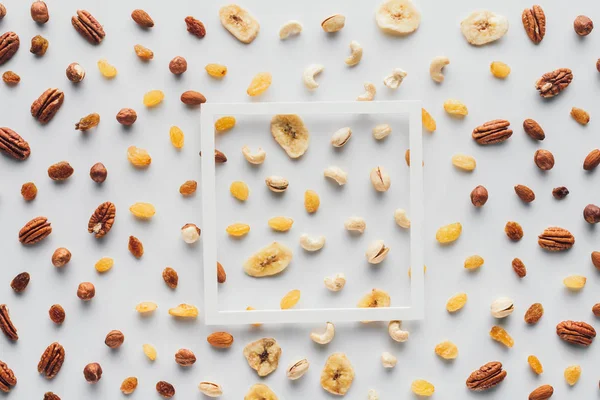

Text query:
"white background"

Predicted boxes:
[[1, 0, 599, 398]]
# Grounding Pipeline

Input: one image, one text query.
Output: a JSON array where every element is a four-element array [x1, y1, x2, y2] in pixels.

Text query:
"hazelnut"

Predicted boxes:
[[552, 186, 569, 199], [49, 304, 65, 324], [181, 223, 201, 243], [52, 247, 71, 267], [470, 185, 488, 207], [169, 56, 187, 75], [534, 149, 554, 170], [77, 282, 95, 301], [21, 182, 37, 201], [0, 4, 6, 20], [584, 204, 600, 224], [66, 62, 85, 83], [116, 108, 137, 126], [83, 362, 102, 383], [592, 251, 600, 270], [574, 15, 593, 36], [105, 330, 125, 348], [30, 1, 49, 24], [89, 162, 107, 183]]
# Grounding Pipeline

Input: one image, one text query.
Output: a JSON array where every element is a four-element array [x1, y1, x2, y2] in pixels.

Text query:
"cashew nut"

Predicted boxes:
[[300, 234, 325, 251], [303, 64, 324, 90], [429, 56, 450, 83], [388, 320, 409, 342], [279, 20, 303, 40], [372, 124, 391, 140], [368, 389, 380, 400], [242, 145, 266, 165], [310, 322, 335, 344], [394, 209, 410, 228], [381, 352, 397, 368], [324, 273, 346, 291], [344, 40, 363, 66], [383, 68, 407, 89], [344, 217, 366, 233], [356, 82, 376, 101], [323, 166, 347, 185]]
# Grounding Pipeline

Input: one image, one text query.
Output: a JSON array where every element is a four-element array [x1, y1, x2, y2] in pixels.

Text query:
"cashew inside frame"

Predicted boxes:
[[310, 322, 335, 344], [356, 82, 376, 101], [429, 56, 450, 83], [388, 320, 409, 342], [299, 234, 325, 251], [242, 145, 266, 165], [279, 20, 303, 39], [344, 40, 363, 66], [303, 64, 324, 90]]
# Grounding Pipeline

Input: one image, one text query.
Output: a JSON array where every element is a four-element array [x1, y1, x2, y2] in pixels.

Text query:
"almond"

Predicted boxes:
[[131, 9, 154, 28], [207, 331, 234, 348], [514, 185, 535, 203], [180, 90, 206, 106], [217, 262, 226, 283], [584, 149, 600, 171], [528, 384, 553, 400]]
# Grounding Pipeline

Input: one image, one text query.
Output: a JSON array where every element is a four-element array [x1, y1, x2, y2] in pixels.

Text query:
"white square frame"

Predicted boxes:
[[201, 101, 424, 325]]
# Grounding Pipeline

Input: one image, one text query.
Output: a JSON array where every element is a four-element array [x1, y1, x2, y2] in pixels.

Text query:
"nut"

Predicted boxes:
[[490, 297, 514, 318], [574, 15, 593, 36], [592, 251, 600, 270], [10, 272, 30, 292], [524, 303, 544, 324], [466, 361, 506, 391], [514, 185, 535, 203], [265, 176, 289, 192], [324, 273, 346, 291], [77, 282, 95, 301], [331, 127, 352, 147], [0, 305, 17, 341], [584, 149, 600, 170], [2, 71, 20, 85], [180, 90, 206, 105], [48, 161, 74, 181], [529, 384, 554, 400], [472, 119, 512, 145], [162, 267, 179, 288], [372, 124, 391, 140], [522, 5, 546, 44], [49, 304, 65, 324], [116, 108, 137, 125], [310, 322, 335, 344], [71, 10, 105, 44], [0, 127, 30, 161], [286, 359, 309, 380], [89, 162, 107, 183], [83, 363, 102, 383], [31, 88, 64, 124], [0, 4, 6, 20], [323, 166, 347, 185], [535, 68, 572, 98], [131, 9, 154, 28], [30, 1, 49, 23], [470, 185, 488, 207], [345, 41, 363, 66], [534, 149, 554, 170], [207, 331, 234, 348], [394, 209, 410, 228], [429, 56, 449, 83], [0, 32, 19, 66], [370, 166, 391, 191], [344, 217, 366, 233], [66, 62, 85, 83], [52, 248, 71, 267], [357, 82, 376, 101], [174, 349, 196, 366], [181, 223, 201, 243], [381, 352, 397, 368], [552, 186, 569, 199], [300, 234, 325, 251], [242, 146, 266, 164], [571, 107, 590, 125], [105, 330, 125, 348], [19, 216, 52, 245], [366, 240, 390, 264], [538, 226, 575, 251], [512, 258, 527, 278], [593, 303, 600, 317], [37, 342, 65, 379], [88, 201, 116, 238], [303, 64, 324, 89], [388, 321, 409, 342], [383, 68, 407, 89], [21, 182, 37, 201], [185, 16, 206, 38], [556, 320, 596, 346], [321, 14, 345, 32], [43, 392, 60, 400], [217, 262, 226, 283], [368, 389, 380, 400], [169, 56, 187, 75], [523, 118, 545, 140], [584, 204, 600, 224], [30, 35, 48, 56], [279, 20, 302, 39], [198, 381, 222, 397]]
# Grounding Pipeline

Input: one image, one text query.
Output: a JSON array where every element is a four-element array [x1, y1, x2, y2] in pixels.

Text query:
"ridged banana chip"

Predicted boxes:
[[270, 114, 310, 158], [243, 242, 292, 277]]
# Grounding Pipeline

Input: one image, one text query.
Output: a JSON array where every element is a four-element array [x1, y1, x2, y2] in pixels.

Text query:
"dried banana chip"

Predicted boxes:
[[243, 242, 292, 277], [243, 338, 282, 377], [271, 114, 310, 158], [219, 4, 260, 44], [320, 352, 355, 396]]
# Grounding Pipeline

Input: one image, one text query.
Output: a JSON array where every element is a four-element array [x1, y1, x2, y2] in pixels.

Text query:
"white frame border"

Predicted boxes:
[[201, 101, 423, 325]]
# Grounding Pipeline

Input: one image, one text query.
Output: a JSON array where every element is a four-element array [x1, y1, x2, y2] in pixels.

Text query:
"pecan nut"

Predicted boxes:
[[472, 119, 512, 145], [0, 31, 19, 65], [88, 201, 116, 238], [0, 305, 17, 341], [556, 320, 596, 346], [44, 392, 61, 400], [538, 226, 575, 251], [522, 5, 546, 44], [535, 68, 573, 98], [38, 342, 65, 379], [71, 10, 105, 44], [0, 360, 17, 392], [466, 361, 506, 391], [19, 216, 52, 245], [523, 119, 545, 140], [31, 88, 64, 124], [0, 127, 31, 160]]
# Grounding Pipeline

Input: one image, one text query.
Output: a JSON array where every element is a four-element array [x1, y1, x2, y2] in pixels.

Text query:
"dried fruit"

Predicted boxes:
[[268, 216, 293, 232], [30, 1, 49, 23], [185, 16, 206, 38], [199, 382, 223, 397], [97, 59, 117, 78], [574, 15, 593, 36], [375, 0, 421, 35], [247, 72, 272, 96], [219, 5, 259, 43], [279, 20, 303, 39], [230, 181, 249, 200], [466, 362, 506, 391], [88, 202, 116, 238], [556, 320, 596, 346], [38, 342, 65, 379], [522, 5, 546, 44], [365, 240, 389, 264], [357, 288, 391, 309], [320, 353, 354, 395], [271, 114, 310, 158], [105, 330, 124, 349], [434, 341, 458, 359], [156, 381, 175, 398], [505, 221, 523, 241], [244, 384, 277, 400], [436, 222, 462, 244], [563, 275, 586, 290], [528, 355, 543, 375], [71, 10, 104, 44], [127, 146, 152, 167], [490, 326, 514, 348], [127, 236, 143, 258], [131, 9, 153, 28], [143, 90, 164, 107], [370, 166, 391, 191], [143, 344, 157, 360], [20, 182, 37, 201], [446, 292, 467, 313], [571, 107, 590, 125], [244, 242, 292, 277], [280, 289, 301, 309], [129, 202, 155, 219], [564, 365, 581, 386], [168, 126, 184, 149], [461, 10, 508, 45], [538, 227, 575, 251], [322, 14, 346, 33], [181, 223, 201, 243], [19, 216, 52, 245], [552, 186, 569, 199], [66, 63, 85, 83], [120, 377, 138, 394], [226, 223, 250, 237], [464, 255, 484, 270], [48, 304, 65, 324], [411, 380, 435, 397], [135, 302, 157, 314], [444, 99, 468, 116], [30, 35, 48, 56], [181, 90, 206, 105], [421, 108, 436, 132], [168, 303, 198, 318], [205, 63, 227, 78], [207, 332, 234, 348], [383, 68, 407, 89], [524, 303, 544, 324], [162, 267, 178, 289], [304, 190, 320, 213], [134, 44, 153, 60], [174, 349, 196, 366], [512, 258, 527, 278], [265, 176, 288, 192], [584, 149, 600, 170], [490, 61, 510, 78], [243, 338, 281, 377], [47, 161, 74, 181], [94, 257, 114, 273], [77, 282, 95, 300], [490, 297, 514, 318], [452, 154, 476, 171], [52, 248, 71, 267], [179, 180, 197, 196], [214, 116, 236, 132], [535, 68, 573, 98], [0, 32, 19, 66], [303, 64, 324, 89], [75, 113, 100, 131], [10, 272, 30, 292], [0, 305, 18, 341], [169, 56, 187, 75], [2, 71, 19, 85]]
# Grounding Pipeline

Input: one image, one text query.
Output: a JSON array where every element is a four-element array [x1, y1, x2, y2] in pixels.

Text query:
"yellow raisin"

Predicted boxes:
[[226, 223, 250, 237], [268, 216, 294, 232], [94, 257, 114, 273], [97, 59, 117, 78], [407, 265, 427, 278], [142, 344, 157, 361], [205, 63, 227, 78], [215, 116, 236, 132], [230, 181, 249, 201], [446, 292, 467, 313], [134, 44, 154, 61], [247, 72, 272, 96], [179, 180, 197, 196], [443, 99, 468, 117], [304, 190, 320, 213], [527, 355, 543, 375], [564, 365, 581, 386], [563, 275, 586, 290], [411, 380, 435, 397], [127, 146, 152, 167], [169, 126, 185, 149], [436, 222, 462, 244], [280, 289, 301, 309], [129, 202, 156, 219], [464, 255, 484, 270], [434, 341, 458, 359], [135, 302, 158, 314], [571, 107, 590, 125], [143, 90, 164, 107], [168, 303, 198, 318], [490, 61, 511, 78], [490, 326, 514, 348], [452, 154, 476, 171], [421, 108, 436, 132], [246, 306, 262, 327], [75, 113, 100, 131]]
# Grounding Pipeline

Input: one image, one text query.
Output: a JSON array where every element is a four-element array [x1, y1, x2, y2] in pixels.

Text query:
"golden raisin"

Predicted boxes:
[[446, 292, 467, 313], [75, 113, 100, 131], [527, 355, 543, 375], [21, 182, 37, 201], [94, 257, 114, 273], [563, 275, 586, 290], [226, 223, 250, 237], [2, 71, 20, 85], [127, 146, 152, 167], [268, 216, 294, 232], [571, 107, 590, 125], [143, 344, 157, 360], [120, 377, 139, 394], [205, 63, 227, 78], [214, 116, 236, 132], [434, 341, 458, 359], [304, 190, 320, 213], [169, 126, 185, 149], [128, 236, 144, 258], [452, 154, 476, 171], [97, 59, 117, 78], [179, 180, 198, 196], [247, 72, 272, 96], [443, 99, 468, 116], [162, 267, 178, 289], [411, 380, 435, 397], [134, 44, 154, 60], [490, 61, 511, 78], [143, 90, 164, 107], [230, 181, 249, 201], [168, 303, 198, 318], [436, 222, 462, 244], [421, 108, 436, 132], [490, 326, 514, 348], [280, 289, 301, 309], [564, 365, 581, 386], [505, 221, 523, 241], [129, 202, 156, 219], [464, 255, 484, 270]]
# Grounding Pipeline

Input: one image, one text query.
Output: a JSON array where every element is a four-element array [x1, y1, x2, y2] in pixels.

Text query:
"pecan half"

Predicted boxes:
[[472, 119, 512, 145], [0, 127, 30, 160], [466, 361, 507, 391], [38, 342, 65, 379], [44, 392, 61, 400], [556, 320, 596, 346], [0, 305, 17, 341], [522, 6, 546, 44], [0, 31, 19, 65], [512, 258, 527, 278], [0, 360, 17, 392], [535, 68, 573, 98], [538, 226, 575, 251], [88, 202, 116, 238], [31, 88, 64, 124], [71, 10, 105, 44], [19, 216, 52, 245], [523, 119, 545, 140]]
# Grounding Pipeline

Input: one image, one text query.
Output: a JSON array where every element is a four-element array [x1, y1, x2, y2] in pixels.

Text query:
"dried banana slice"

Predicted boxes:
[[460, 10, 508, 46], [244, 383, 279, 400], [357, 288, 391, 308], [375, 0, 421, 35], [243, 338, 282, 377], [320, 353, 355, 396], [243, 242, 292, 277], [219, 5, 260, 44], [271, 114, 310, 158]]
